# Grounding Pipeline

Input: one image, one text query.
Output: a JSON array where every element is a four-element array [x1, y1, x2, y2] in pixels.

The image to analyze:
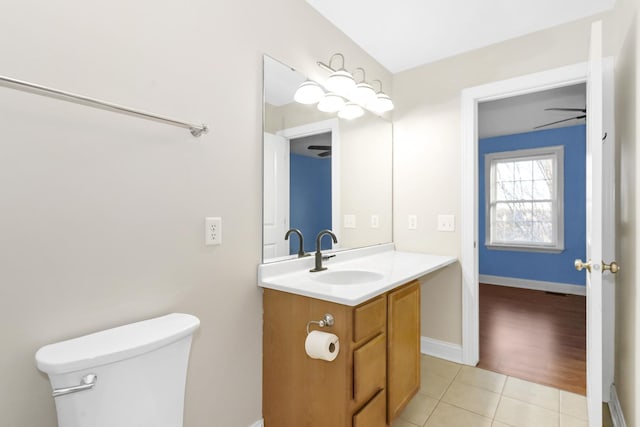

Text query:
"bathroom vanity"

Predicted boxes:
[[259, 244, 456, 426]]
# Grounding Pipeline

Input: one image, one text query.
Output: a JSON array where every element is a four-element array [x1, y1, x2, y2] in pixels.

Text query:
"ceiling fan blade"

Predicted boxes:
[[534, 115, 586, 129], [544, 107, 587, 112], [318, 151, 331, 157], [307, 145, 332, 151]]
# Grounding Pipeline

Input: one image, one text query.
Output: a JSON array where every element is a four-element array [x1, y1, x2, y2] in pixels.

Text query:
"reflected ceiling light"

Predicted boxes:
[[317, 92, 345, 113], [294, 80, 324, 104], [368, 80, 395, 113], [350, 68, 377, 106], [338, 102, 365, 120], [321, 53, 356, 96]]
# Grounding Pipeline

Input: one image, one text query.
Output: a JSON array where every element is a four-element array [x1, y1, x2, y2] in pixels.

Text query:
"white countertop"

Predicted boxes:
[[258, 244, 457, 306]]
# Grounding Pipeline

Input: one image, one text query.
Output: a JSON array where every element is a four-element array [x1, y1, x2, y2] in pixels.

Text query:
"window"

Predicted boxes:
[[485, 146, 564, 252]]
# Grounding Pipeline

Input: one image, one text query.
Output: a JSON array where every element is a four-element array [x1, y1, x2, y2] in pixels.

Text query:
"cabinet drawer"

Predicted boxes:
[[353, 389, 386, 427], [353, 333, 386, 403], [353, 296, 385, 343]]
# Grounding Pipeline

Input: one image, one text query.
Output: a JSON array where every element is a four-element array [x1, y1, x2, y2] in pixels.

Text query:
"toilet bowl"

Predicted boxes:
[[36, 313, 200, 427]]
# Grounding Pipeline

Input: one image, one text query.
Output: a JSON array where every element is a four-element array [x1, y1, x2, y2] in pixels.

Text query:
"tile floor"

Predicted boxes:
[[392, 354, 589, 427]]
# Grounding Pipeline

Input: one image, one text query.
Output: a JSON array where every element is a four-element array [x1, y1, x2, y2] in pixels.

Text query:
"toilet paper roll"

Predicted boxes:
[[305, 330, 340, 361]]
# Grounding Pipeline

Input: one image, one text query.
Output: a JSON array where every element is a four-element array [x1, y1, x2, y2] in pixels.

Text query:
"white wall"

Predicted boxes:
[[0, 1, 390, 426], [612, 0, 639, 424], [393, 4, 639, 424], [393, 12, 615, 343]]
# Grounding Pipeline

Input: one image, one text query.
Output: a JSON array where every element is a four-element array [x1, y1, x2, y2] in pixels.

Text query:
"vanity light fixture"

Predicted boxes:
[[322, 53, 356, 96], [350, 68, 377, 106], [294, 80, 325, 104], [368, 80, 395, 113], [293, 53, 393, 119]]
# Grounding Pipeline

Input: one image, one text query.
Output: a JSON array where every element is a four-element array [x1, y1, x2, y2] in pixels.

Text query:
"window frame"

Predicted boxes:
[[484, 145, 565, 253]]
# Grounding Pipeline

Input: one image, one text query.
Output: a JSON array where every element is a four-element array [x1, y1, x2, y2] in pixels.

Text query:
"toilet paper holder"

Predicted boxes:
[[306, 313, 335, 335]]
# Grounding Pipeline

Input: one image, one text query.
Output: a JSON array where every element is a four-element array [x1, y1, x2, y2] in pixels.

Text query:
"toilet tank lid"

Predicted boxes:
[[35, 313, 200, 375]]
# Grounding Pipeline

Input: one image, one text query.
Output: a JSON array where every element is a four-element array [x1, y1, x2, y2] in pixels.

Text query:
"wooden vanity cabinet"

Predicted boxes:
[[387, 281, 421, 421], [262, 280, 420, 427]]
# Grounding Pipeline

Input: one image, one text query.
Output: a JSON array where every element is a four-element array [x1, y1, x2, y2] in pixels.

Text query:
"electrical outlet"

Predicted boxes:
[[408, 215, 417, 230], [344, 214, 356, 229], [437, 214, 455, 232], [205, 217, 222, 245], [370, 214, 379, 229]]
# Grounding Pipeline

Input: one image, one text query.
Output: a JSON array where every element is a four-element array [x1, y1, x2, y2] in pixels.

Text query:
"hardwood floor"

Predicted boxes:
[[478, 283, 587, 395]]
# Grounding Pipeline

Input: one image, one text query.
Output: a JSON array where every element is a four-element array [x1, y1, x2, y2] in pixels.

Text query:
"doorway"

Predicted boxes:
[[460, 58, 615, 407], [289, 132, 333, 254], [476, 83, 588, 394]]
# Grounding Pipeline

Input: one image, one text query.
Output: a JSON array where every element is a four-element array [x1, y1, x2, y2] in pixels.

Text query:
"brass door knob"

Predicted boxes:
[[575, 259, 592, 272], [602, 261, 620, 274]]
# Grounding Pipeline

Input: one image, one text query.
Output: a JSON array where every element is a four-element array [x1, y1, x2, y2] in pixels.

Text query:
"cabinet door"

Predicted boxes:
[[387, 281, 420, 422]]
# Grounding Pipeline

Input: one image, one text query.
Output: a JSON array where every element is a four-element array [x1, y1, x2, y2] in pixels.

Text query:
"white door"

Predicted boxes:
[[263, 132, 289, 260], [581, 20, 606, 426]]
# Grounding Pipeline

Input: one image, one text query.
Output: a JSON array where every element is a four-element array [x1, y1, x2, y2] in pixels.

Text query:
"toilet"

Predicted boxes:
[[35, 313, 200, 427]]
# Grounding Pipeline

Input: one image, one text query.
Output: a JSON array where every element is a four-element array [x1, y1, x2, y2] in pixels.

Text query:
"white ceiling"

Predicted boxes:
[[306, 0, 616, 73], [478, 83, 586, 139]]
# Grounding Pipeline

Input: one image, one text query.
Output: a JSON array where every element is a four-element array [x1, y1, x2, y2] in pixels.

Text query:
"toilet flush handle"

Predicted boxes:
[[52, 374, 97, 398]]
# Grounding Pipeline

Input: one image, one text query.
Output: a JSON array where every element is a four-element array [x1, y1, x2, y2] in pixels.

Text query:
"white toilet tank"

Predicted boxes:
[[36, 313, 200, 427]]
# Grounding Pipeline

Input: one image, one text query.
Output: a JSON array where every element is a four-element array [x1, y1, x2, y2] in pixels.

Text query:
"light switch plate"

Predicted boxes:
[[370, 214, 379, 228], [437, 214, 455, 232], [408, 215, 417, 230], [344, 214, 356, 229]]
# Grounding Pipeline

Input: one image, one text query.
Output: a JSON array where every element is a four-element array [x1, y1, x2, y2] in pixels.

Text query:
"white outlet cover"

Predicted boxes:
[[370, 214, 379, 228], [205, 217, 222, 245]]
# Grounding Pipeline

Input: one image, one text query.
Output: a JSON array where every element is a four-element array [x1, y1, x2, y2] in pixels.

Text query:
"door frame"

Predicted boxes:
[[278, 118, 342, 248], [460, 59, 615, 398]]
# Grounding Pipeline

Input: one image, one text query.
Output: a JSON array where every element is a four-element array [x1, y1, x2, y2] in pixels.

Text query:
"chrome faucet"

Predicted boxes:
[[285, 228, 309, 258], [310, 230, 338, 272]]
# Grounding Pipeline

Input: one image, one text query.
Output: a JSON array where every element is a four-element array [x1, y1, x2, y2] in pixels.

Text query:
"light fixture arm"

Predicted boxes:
[[317, 53, 347, 73]]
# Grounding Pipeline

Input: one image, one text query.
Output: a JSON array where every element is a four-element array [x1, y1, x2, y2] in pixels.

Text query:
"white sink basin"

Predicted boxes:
[[311, 270, 384, 285]]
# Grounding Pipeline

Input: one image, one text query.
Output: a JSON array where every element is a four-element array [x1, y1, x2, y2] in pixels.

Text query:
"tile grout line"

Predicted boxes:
[[421, 364, 463, 427]]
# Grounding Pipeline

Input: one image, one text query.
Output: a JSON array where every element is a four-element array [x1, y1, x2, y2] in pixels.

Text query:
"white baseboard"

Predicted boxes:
[[479, 274, 586, 296], [421, 336, 463, 364], [608, 384, 627, 427], [249, 420, 264, 427]]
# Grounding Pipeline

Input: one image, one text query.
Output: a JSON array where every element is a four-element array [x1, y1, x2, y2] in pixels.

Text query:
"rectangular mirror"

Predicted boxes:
[[263, 55, 392, 263]]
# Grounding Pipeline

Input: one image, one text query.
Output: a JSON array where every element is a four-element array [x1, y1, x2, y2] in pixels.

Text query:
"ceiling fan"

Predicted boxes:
[[534, 107, 587, 129], [307, 145, 332, 158]]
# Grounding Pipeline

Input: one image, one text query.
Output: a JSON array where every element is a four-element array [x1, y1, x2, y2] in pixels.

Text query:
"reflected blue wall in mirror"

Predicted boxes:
[[290, 153, 332, 253]]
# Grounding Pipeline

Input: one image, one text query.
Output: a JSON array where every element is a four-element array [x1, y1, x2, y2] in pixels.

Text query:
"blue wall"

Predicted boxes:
[[290, 154, 332, 254], [479, 125, 586, 286]]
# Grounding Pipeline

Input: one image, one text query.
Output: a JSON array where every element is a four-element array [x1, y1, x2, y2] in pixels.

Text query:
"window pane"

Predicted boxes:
[[533, 179, 552, 199], [532, 202, 552, 222], [532, 222, 553, 243], [510, 221, 532, 242], [533, 158, 553, 180], [514, 160, 533, 180], [511, 201, 532, 222], [492, 221, 508, 241], [514, 180, 533, 199], [496, 180, 514, 201], [496, 162, 514, 182], [494, 203, 514, 222]]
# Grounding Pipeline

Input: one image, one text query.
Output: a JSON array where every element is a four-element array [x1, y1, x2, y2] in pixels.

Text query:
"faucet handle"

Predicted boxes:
[[322, 254, 336, 261]]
